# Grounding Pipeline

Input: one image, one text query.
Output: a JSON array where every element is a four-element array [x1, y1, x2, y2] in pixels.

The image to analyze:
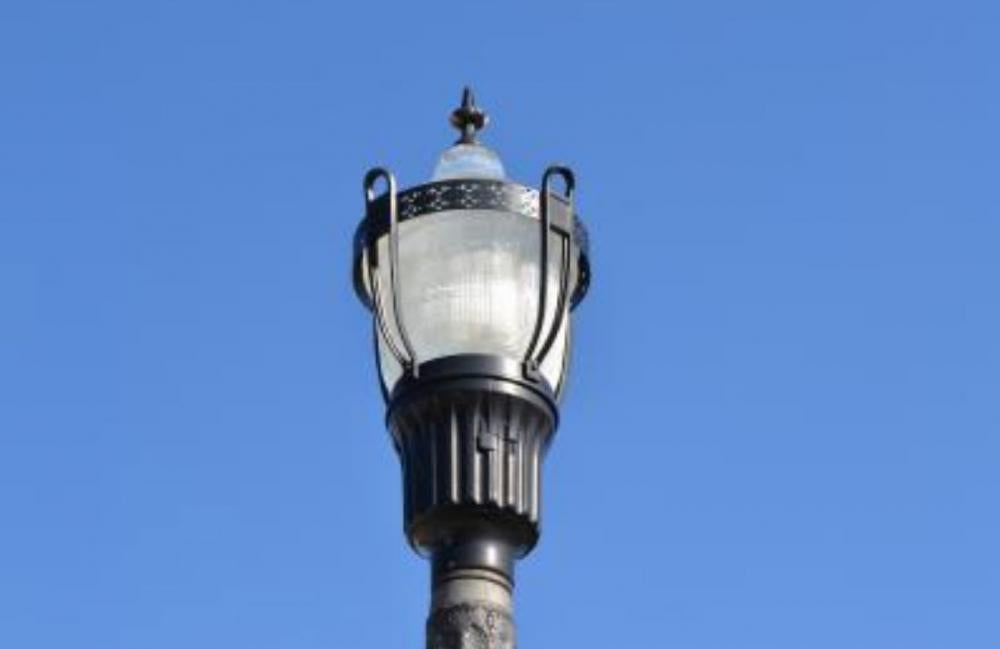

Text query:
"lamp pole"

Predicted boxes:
[[352, 88, 591, 649]]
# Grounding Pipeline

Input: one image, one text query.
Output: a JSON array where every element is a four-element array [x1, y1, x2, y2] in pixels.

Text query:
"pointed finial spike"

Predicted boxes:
[[449, 86, 488, 144]]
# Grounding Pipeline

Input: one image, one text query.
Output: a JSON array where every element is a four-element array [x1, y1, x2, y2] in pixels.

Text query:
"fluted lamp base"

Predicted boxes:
[[386, 355, 557, 649]]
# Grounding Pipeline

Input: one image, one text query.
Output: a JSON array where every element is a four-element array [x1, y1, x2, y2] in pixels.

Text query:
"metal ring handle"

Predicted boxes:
[[364, 167, 418, 376]]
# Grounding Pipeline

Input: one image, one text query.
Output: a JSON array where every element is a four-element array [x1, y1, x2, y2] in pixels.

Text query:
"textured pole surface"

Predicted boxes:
[[427, 568, 515, 649]]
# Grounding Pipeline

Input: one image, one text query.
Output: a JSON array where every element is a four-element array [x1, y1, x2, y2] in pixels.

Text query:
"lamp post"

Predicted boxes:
[[352, 88, 591, 649]]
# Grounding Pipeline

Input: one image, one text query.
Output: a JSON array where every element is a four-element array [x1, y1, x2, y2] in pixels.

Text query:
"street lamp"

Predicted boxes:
[[352, 88, 591, 649]]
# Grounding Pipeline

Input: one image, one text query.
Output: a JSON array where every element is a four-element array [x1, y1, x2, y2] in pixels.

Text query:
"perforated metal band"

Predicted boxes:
[[352, 178, 591, 311]]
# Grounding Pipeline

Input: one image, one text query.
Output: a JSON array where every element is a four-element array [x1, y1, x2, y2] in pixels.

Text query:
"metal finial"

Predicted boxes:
[[449, 86, 489, 144]]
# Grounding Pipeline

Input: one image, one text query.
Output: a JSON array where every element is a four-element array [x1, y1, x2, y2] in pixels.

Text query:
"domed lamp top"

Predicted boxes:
[[432, 87, 506, 181]]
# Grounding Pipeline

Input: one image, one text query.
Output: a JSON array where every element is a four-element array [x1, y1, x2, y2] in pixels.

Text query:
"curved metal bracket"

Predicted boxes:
[[523, 166, 575, 377], [364, 167, 418, 377]]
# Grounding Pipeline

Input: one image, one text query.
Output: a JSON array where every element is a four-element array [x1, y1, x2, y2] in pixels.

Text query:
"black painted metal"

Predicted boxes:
[[449, 86, 489, 145], [362, 168, 416, 374], [389, 355, 557, 424], [524, 166, 576, 373], [431, 540, 518, 586], [387, 354, 557, 579], [536, 168, 575, 365]]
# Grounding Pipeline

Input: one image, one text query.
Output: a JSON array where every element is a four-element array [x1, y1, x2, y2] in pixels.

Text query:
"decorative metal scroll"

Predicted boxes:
[[364, 168, 418, 377], [523, 166, 575, 374]]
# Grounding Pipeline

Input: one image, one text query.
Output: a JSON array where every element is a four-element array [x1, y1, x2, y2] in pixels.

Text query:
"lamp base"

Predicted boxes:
[[387, 356, 558, 649], [387, 356, 557, 558]]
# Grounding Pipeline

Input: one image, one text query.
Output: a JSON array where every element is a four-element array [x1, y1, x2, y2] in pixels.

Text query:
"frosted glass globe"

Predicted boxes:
[[373, 209, 575, 395]]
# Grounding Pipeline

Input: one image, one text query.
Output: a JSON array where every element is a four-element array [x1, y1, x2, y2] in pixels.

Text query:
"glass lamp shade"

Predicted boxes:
[[370, 208, 576, 398]]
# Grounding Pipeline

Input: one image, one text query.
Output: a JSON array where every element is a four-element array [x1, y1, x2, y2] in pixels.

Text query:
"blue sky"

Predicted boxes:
[[1, 1, 998, 647]]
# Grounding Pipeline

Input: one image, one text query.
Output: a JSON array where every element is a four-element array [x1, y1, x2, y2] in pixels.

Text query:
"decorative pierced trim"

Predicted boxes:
[[397, 180, 540, 220], [355, 179, 585, 253], [352, 179, 591, 311]]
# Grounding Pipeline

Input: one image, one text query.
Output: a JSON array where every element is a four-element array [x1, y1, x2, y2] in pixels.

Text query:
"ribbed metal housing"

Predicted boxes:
[[389, 388, 555, 556]]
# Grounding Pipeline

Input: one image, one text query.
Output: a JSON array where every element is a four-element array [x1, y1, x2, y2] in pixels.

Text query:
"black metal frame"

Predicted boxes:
[[363, 168, 418, 378], [386, 353, 560, 573], [354, 176, 591, 312], [356, 168, 588, 403], [387, 354, 558, 428], [523, 166, 575, 381]]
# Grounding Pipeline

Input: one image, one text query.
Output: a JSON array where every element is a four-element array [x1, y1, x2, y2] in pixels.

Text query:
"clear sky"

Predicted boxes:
[[1, 1, 998, 648]]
